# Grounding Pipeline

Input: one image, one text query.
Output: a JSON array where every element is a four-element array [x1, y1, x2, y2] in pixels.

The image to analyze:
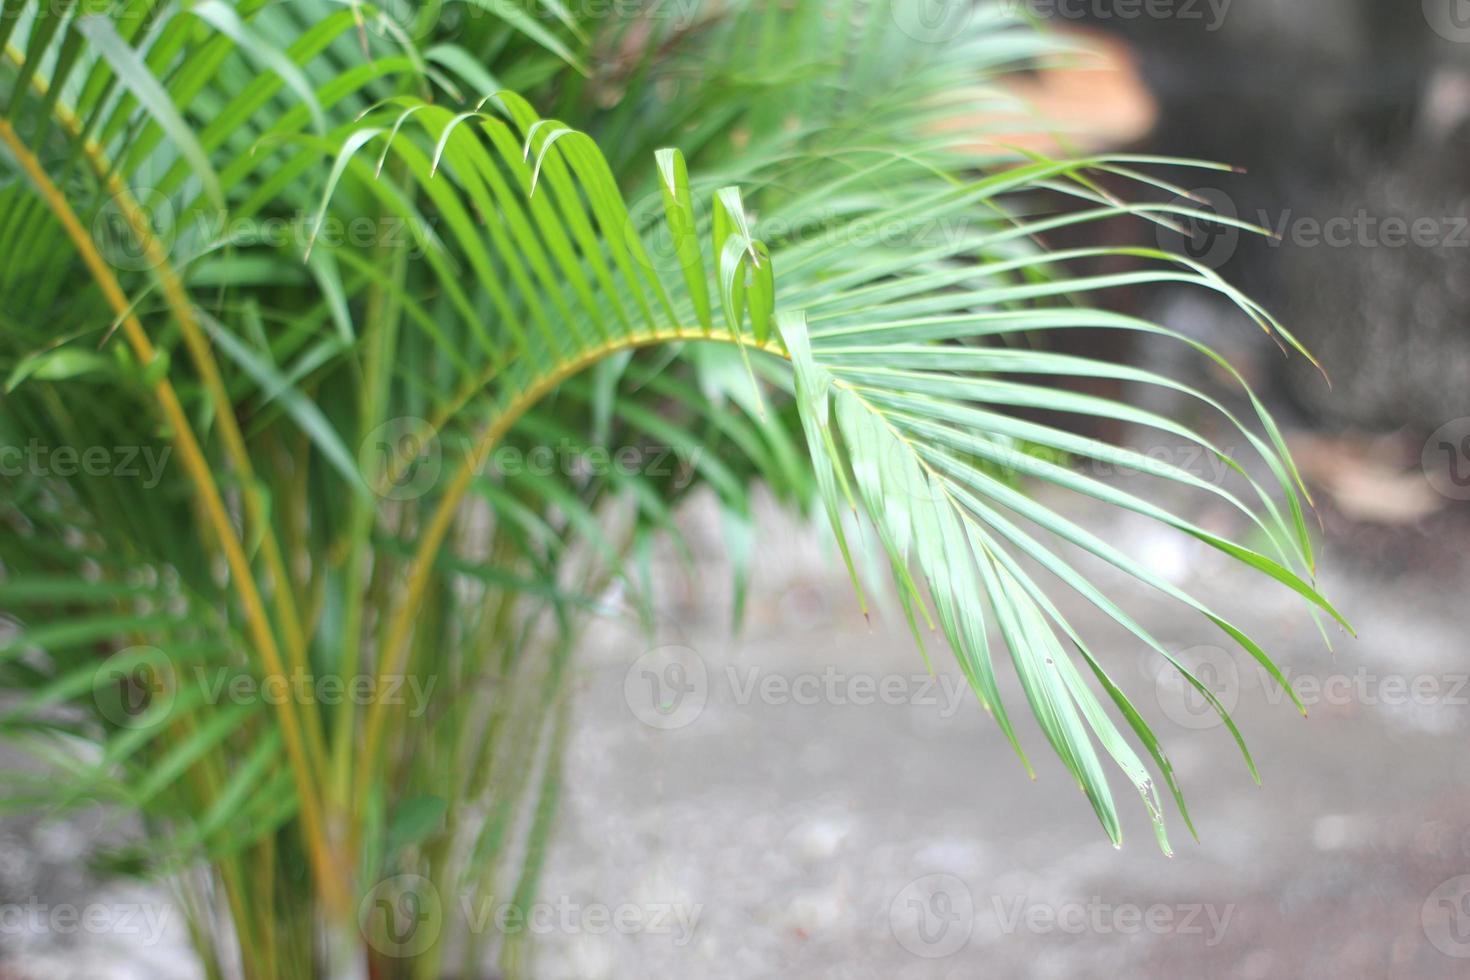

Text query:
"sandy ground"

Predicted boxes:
[[3, 447, 1468, 979]]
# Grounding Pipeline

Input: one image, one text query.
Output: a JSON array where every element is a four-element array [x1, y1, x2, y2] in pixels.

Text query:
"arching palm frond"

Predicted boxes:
[[0, 2, 1348, 977]]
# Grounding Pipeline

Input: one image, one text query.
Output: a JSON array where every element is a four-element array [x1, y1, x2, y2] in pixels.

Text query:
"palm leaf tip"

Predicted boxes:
[[774, 195, 1343, 851]]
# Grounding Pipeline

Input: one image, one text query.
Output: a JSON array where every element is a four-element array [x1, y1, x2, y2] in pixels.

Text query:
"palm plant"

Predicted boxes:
[[0, 1, 1349, 976]]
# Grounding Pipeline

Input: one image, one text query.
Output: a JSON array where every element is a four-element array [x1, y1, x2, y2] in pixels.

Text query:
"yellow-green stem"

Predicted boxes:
[[0, 118, 348, 922], [2, 44, 331, 779], [349, 327, 785, 832]]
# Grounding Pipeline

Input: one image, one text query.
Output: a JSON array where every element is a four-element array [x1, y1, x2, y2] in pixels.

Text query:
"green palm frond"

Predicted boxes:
[[0, 1, 1350, 976]]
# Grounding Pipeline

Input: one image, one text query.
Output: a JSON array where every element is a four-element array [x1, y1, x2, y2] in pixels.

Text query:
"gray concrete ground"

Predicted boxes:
[[3, 447, 1468, 979], [536, 487, 1470, 979]]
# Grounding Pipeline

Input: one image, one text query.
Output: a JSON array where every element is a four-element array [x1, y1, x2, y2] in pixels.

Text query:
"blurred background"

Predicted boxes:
[[3, 1, 1468, 977], [534, 3, 1470, 977]]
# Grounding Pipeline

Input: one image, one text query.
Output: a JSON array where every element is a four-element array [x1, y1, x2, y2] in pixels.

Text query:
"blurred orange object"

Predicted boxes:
[[936, 26, 1158, 155]]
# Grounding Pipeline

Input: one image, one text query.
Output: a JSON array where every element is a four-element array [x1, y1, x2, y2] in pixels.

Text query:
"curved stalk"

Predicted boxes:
[[348, 327, 786, 827], [2, 43, 331, 777], [0, 117, 347, 921]]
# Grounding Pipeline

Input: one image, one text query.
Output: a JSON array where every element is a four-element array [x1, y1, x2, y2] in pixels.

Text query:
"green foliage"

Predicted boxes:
[[0, 1, 1346, 976]]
